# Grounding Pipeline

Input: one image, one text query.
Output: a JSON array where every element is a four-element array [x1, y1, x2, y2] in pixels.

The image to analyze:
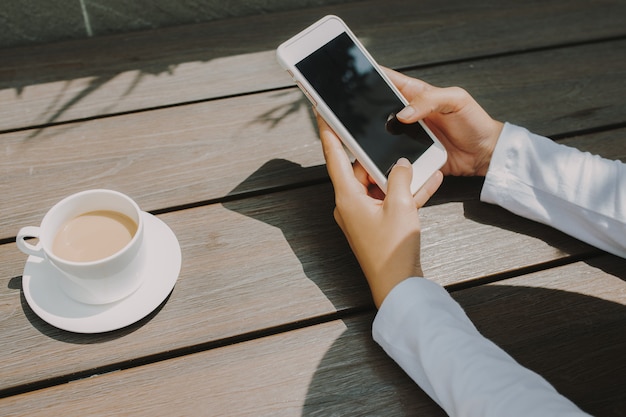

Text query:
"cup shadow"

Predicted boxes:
[[9, 275, 169, 344]]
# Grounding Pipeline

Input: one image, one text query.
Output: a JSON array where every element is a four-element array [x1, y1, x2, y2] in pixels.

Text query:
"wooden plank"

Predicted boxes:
[[455, 255, 626, 416], [0, 314, 446, 417], [405, 40, 626, 136], [0, 88, 324, 241], [2, 257, 624, 416], [0, 179, 597, 393], [1, 0, 625, 131], [2, 40, 626, 241], [559, 128, 626, 162], [1, 2, 623, 415]]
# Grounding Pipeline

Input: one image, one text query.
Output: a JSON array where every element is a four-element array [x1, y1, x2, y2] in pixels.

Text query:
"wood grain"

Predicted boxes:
[[0, 315, 447, 417], [2, 257, 624, 416], [2, 40, 625, 241], [0, 177, 599, 393], [404, 40, 626, 136], [1, 0, 624, 413], [1, 0, 624, 131], [456, 255, 626, 416]]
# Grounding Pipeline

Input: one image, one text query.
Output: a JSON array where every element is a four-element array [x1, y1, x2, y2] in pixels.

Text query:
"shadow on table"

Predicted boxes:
[[220, 159, 486, 311], [299, 282, 626, 416], [224, 158, 626, 416]]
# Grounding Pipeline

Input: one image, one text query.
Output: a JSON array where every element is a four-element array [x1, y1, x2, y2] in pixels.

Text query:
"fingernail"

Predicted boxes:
[[396, 106, 415, 120], [396, 157, 411, 168]]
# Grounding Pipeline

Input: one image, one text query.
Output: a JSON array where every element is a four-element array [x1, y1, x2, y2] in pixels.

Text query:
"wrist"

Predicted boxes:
[[475, 120, 504, 176], [369, 266, 422, 309], [371, 276, 410, 309]]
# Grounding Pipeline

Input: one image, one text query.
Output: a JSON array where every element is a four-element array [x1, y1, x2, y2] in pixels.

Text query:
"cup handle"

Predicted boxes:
[[16, 226, 44, 257]]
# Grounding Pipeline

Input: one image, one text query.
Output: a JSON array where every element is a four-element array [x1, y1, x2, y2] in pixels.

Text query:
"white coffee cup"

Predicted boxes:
[[16, 189, 145, 305]]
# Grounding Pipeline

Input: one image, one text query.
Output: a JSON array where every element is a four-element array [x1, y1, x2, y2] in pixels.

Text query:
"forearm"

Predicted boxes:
[[481, 123, 626, 258], [372, 278, 588, 416]]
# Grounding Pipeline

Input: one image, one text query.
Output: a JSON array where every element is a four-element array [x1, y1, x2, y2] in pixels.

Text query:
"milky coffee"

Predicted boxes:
[[52, 210, 138, 262]]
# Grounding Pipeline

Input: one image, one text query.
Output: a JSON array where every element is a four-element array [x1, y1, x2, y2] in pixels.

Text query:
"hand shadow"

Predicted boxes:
[[224, 160, 626, 416], [222, 158, 371, 311]]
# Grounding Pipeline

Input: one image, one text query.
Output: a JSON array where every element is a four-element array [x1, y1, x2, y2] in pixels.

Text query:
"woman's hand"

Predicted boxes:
[[318, 114, 443, 308], [385, 68, 504, 177]]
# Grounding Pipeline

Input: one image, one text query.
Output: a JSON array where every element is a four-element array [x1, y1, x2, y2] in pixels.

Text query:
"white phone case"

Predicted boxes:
[[277, 15, 446, 194]]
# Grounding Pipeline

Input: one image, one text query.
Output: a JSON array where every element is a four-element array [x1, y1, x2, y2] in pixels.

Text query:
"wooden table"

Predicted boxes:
[[1, 0, 625, 415]]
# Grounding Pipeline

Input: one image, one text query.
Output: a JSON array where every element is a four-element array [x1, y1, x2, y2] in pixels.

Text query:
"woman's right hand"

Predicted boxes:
[[385, 68, 504, 177], [317, 114, 443, 308]]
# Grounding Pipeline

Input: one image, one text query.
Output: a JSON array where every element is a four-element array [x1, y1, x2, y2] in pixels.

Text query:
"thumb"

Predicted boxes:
[[396, 85, 468, 124], [385, 158, 414, 207]]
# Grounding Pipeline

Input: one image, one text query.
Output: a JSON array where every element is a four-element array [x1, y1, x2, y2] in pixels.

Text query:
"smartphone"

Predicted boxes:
[[276, 15, 447, 195]]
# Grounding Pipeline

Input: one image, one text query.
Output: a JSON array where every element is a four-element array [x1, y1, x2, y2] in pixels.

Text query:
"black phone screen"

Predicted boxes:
[[296, 32, 433, 176]]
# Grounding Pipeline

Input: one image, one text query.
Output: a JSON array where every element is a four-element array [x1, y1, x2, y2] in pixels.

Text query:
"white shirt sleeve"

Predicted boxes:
[[372, 123, 626, 415], [481, 122, 626, 259], [373, 278, 589, 417]]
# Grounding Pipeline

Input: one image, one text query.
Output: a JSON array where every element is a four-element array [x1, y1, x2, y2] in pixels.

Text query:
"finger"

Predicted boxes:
[[317, 114, 359, 195], [352, 160, 370, 185], [396, 86, 469, 124], [368, 183, 386, 201], [413, 170, 444, 208], [384, 67, 442, 122], [384, 158, 415, 209], [383, 67, 432, 98], [352, 160, 386, 199], [333, 207, 345, 230]]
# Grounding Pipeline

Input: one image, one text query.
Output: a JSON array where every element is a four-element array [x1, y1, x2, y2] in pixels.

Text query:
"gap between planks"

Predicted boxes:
[[3, 33, 625, 138], [0, 248, 598, 399]]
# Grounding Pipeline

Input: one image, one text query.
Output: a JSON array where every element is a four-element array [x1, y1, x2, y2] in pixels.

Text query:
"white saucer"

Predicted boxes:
[[22, 212, 181, 334]]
